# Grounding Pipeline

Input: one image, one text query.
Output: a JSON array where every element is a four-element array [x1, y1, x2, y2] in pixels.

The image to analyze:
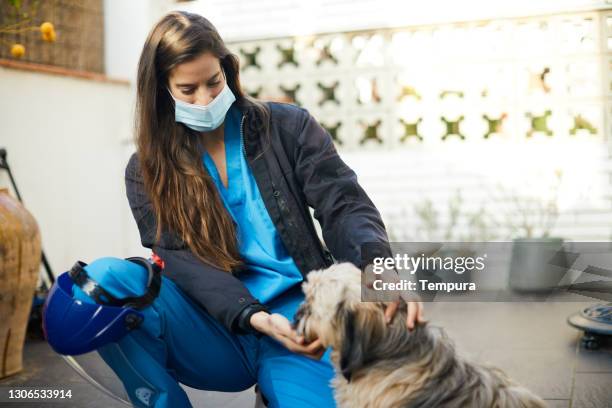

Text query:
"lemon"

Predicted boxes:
[[40, 22, 54, 35], [10, 44, 25, 58], [42, 30, 56, 42]]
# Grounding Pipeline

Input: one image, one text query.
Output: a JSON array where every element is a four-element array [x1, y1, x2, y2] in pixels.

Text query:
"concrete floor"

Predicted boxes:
[[1, 301, 610, 407]]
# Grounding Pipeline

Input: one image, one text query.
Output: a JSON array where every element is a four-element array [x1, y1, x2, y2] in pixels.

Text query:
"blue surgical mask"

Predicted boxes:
[[169, 81, 236, 132]]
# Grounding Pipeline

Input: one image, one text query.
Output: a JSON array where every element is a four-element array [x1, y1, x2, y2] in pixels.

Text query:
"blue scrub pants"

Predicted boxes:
[[77, 269, 337, 408]]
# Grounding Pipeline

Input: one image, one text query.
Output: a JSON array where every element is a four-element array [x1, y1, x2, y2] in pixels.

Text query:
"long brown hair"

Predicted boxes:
[[135, 11, 269, 272]]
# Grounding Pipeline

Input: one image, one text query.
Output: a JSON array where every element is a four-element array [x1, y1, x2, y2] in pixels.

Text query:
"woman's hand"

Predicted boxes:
[[366, 266, 427, 330], [250, 311, 325, 360], [384, 297, 426, 330]]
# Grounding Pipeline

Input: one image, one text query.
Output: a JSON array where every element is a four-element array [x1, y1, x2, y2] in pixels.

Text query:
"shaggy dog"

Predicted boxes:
[[293, 262, 546, 408]]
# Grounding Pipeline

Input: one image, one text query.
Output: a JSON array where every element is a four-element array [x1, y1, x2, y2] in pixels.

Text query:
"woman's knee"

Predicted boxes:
[[257, 353, 336, 408]]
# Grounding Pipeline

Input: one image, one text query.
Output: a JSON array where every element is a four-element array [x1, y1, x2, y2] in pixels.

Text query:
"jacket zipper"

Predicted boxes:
[[242, 110, 290, 232], [239, 112, 246, 160], [239, 109, 331, 270]]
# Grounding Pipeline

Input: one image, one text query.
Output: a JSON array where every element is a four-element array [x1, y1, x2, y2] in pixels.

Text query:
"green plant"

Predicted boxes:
[[413, 189, 500, 241], [495, 169, 563, 239], [414, 197, 439, 241], [463, 205, 501, 241]]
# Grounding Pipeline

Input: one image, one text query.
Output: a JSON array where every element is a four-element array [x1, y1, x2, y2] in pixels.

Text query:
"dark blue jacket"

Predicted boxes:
[[125, 102, 391, 335]]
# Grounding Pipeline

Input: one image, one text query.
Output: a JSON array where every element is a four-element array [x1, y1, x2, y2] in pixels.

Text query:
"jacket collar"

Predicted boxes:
[[238, 102, 269, 162]]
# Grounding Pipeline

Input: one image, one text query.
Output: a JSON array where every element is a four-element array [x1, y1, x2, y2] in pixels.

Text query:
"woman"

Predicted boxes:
[[104, 10, 424, 408]]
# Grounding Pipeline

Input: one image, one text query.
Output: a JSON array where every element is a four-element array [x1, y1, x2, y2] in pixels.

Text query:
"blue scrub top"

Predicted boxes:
[[202, 102, 303, 304]]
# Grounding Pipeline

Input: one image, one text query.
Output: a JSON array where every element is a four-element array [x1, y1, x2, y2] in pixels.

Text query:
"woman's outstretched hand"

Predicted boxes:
[[366, 267, 427, 330], [384, 298, 426, 330], [250, 311, 325, 360]]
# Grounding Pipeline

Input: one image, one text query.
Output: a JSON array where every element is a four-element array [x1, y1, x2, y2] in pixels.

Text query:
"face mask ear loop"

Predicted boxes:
[[166, 87, 178, 109]]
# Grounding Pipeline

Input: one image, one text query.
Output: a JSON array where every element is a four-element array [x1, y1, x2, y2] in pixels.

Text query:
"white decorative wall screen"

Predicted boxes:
[[227, 9, 612, 241]]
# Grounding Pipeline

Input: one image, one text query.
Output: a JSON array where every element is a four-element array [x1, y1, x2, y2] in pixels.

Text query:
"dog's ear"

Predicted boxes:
[[338, 302, 369, 382]]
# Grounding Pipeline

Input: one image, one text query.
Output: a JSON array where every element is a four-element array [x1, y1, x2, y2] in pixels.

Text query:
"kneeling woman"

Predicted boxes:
[[74, 11, 423, 408]]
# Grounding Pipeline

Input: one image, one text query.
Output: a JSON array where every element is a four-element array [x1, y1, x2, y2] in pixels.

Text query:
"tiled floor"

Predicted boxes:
[[425, 301, 612, 408], [1, 301, 610, 407]]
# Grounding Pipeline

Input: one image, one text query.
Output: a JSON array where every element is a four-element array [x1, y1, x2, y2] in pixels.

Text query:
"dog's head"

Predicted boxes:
[[293, 262, 395, 381], [294, 262, 364, 346]]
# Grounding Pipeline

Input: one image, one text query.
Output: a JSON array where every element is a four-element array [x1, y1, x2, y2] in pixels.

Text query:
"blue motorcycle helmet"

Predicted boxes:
[[43, 256, 162, 356]]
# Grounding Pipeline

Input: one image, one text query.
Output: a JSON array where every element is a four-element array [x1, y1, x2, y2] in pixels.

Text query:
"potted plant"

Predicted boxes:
[[503, 170, 568, 292]]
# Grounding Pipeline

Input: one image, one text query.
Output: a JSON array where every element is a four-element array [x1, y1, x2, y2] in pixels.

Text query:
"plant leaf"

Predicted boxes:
[[8, 0, 22, 10]]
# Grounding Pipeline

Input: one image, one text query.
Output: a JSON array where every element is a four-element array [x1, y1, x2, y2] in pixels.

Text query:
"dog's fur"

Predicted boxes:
[[293, 262, 547, 408]]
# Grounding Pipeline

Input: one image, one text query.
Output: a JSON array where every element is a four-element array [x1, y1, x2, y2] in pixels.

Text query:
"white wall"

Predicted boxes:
[[0, 67, 146, 277], [0, 0, 178, 277], [228, 9, 612, 242], [180, 0, 612, 42], [103, 0, 171, 82]]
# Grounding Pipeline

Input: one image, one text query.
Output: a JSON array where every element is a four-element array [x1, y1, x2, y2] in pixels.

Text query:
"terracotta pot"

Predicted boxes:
[[0, 188, 41, 378]]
